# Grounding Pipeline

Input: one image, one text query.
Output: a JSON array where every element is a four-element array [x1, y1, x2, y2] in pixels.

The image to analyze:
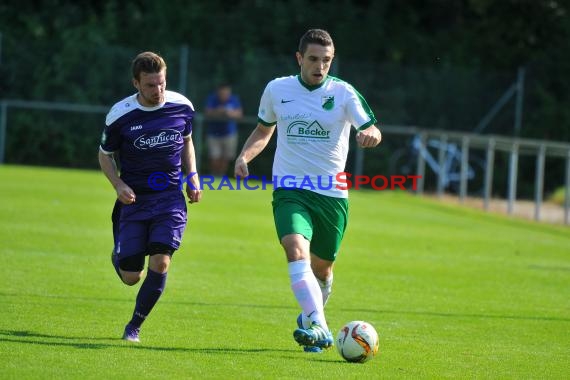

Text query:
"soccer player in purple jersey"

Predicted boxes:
[[98, 51, 202, 342]]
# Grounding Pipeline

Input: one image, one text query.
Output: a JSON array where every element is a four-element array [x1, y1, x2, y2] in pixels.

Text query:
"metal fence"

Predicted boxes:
[[376, 125, 570, 224], [1, 99, 568, 225]]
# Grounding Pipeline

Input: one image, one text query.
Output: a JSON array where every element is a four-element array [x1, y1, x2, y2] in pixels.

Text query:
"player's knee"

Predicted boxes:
[[311, 257, 334, 281], [148, 243, 173, 272], [121, 271, 143, 286], [118, 253, 145, 282], [149, 260, 169, 273], [281, 234, 310, 261], [313, 267, 332, 282]]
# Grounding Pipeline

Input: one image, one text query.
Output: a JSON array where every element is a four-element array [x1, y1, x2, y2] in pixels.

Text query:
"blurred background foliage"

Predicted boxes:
[[0, 0, 568, 197]]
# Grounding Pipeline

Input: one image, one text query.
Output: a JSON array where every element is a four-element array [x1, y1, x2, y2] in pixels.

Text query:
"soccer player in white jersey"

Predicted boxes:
[[234, 29, 382, 352]]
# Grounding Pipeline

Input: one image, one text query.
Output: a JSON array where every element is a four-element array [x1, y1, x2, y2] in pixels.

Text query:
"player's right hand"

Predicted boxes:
[[115, 182, 136, 204], [234, 157, 249, 178]]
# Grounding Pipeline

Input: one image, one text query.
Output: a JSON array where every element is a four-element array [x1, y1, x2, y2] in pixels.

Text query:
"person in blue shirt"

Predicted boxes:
[[204, 83, 243, 176]]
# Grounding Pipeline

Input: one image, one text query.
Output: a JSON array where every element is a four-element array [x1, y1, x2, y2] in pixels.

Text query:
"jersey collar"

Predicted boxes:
[[135, 93, 166, 111], [297, 75, 328, 91]]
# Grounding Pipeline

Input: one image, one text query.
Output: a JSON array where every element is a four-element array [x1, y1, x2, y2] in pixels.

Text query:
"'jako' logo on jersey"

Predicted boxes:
[[134, 129, 182, 150], [286, 120, 330, 139]]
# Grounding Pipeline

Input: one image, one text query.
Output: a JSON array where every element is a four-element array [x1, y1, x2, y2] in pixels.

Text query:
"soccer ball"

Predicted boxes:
[[336, 321, 379, 363]]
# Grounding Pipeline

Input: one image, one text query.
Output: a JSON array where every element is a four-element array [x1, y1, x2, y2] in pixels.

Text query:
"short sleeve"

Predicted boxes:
[[183, 105, 194, 138], [258, 82, 277, 126], [345, 85, 377, 130], [100, 122, 121, 154]]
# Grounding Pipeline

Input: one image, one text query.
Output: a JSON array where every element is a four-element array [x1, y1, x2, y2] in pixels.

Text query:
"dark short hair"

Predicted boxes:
[[131, 51, 167, 80], [298, 29, 334, 55]]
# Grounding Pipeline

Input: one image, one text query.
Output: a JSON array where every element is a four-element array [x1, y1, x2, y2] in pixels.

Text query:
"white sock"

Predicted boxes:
[[316, 273, 333, 306], [288, 260, 328, 331], [301, 273, 333, 328]]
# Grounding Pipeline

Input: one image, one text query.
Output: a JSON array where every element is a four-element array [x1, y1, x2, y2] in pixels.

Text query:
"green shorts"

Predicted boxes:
[[272, 188, 349, 261]]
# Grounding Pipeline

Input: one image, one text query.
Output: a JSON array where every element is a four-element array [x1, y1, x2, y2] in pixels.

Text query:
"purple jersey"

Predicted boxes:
[[100, 91, 194, 195]]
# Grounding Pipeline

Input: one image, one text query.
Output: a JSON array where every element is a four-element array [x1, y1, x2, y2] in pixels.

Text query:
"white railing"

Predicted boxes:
[[374, 125, 570, 224]]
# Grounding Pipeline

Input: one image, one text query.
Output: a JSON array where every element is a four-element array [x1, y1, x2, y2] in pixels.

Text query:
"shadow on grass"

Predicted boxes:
[[0, 329, 295, 353], [2, 291, 568, 323], [174, 303, 570, 323], [0, 292, 297, 310]]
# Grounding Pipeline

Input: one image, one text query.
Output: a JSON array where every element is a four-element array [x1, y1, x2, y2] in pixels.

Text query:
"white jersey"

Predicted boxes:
[[258, 75, 377, 198]]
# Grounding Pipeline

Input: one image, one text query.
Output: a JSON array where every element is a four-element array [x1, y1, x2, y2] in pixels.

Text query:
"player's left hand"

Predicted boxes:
[[186, 177, 202, 204], [356, 125, 382, 148]]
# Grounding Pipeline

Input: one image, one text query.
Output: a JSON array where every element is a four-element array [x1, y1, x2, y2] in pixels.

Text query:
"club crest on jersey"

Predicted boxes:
[[134, 129, 182, 150], [322, 95, 334, 110]]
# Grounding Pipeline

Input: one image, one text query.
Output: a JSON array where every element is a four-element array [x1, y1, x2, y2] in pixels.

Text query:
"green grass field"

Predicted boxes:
[[1, 165, 569, 379]]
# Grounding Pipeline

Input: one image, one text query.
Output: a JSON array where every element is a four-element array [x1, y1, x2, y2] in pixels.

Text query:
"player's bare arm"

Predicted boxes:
[[182, 136, 202, 204], [98, 150, 136, 204], [355, 125, 382, 148], [234, 123, 276, 177]]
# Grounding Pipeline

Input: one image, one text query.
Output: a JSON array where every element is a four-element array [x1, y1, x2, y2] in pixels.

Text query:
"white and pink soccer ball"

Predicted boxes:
[[336, 320, 379, 363]]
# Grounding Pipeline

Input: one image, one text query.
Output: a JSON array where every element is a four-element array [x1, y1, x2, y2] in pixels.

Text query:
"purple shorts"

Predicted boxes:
[[113, 191, 187, 259]]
